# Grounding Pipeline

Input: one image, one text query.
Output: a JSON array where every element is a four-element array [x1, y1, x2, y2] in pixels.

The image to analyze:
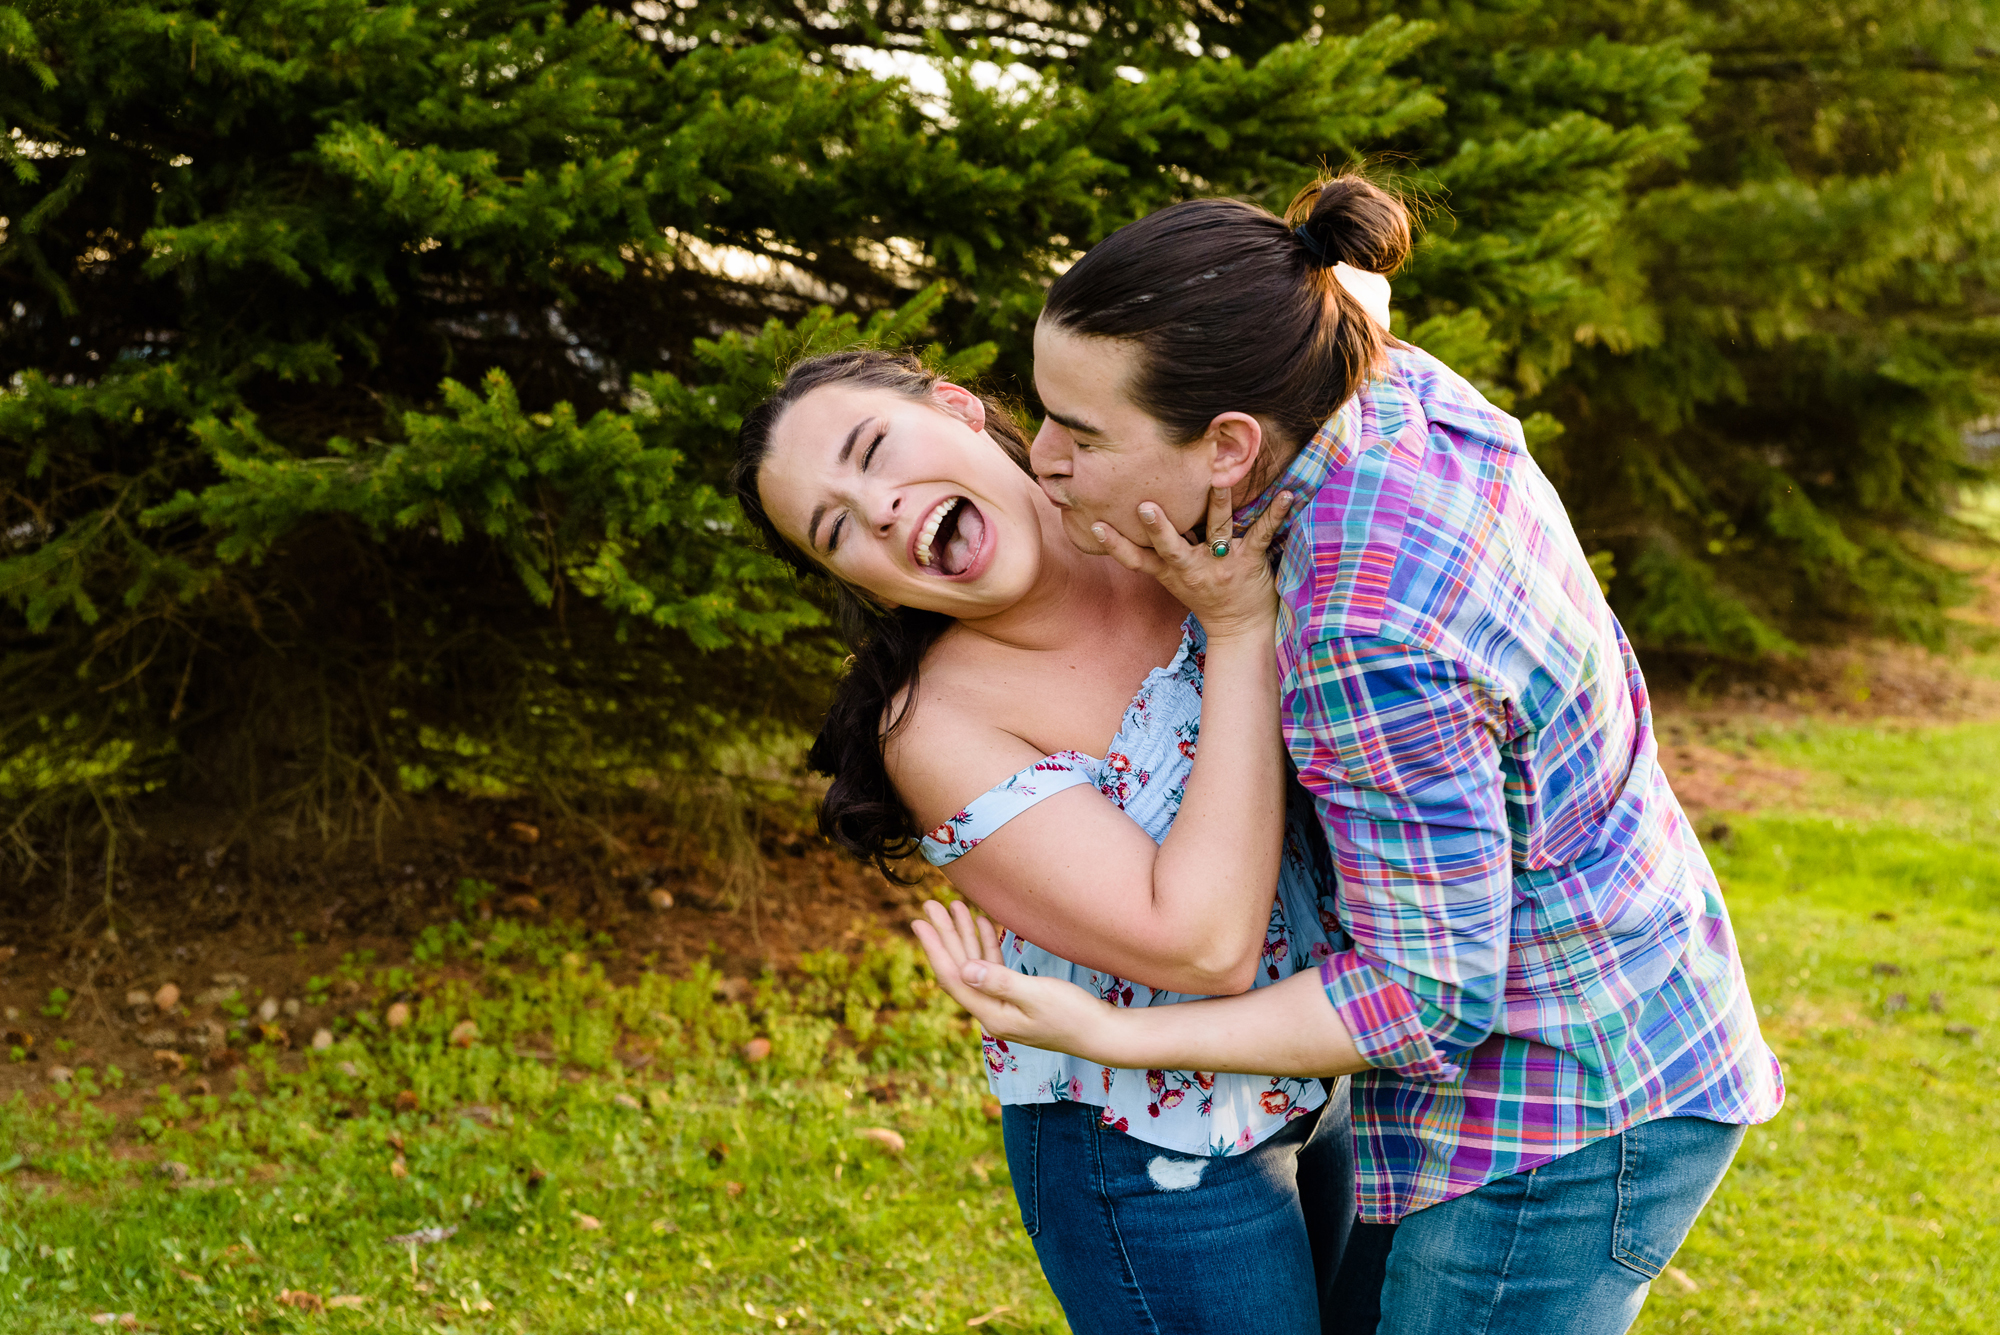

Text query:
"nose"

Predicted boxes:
[[1029, 419, 1072, 478], [864, 482, 903, 536]]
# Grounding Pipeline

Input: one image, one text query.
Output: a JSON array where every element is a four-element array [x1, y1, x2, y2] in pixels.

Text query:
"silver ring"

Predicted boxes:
[[1209, 538, 1230, 558]]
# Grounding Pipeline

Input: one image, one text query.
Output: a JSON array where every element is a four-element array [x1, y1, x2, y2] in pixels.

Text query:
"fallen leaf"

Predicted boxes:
[[575, 1213, 602, 1230], [47, 1064, 73, 1084], [507, 821, 541, 845], [724, 1181, 745, 1197], [153, 983, 181, 1011], [311, 1029, 334, 1051], [124, 989, 152, 1008], [1662, 1266, 1699, 1293], [646, 888, 673, 912], [176, 1269, 204, 1283], [857, 1127, 907, 1154], [741, 1037, 772, 1063], [157, 1161, 190, 1183], [966, 1305, 1013, 1327], [278, 1290, 325, 1313], [385, 1226, 457, 1246], [612, 1092, 643, 1111], [88, 1315, 138, 1328], [389, 1155, 408, 1178], [327, 1295, 367, 1309], [395, 1089, 419, 1112], [448, 1019, 478, 1048], [385, 1002, 411, 1029]]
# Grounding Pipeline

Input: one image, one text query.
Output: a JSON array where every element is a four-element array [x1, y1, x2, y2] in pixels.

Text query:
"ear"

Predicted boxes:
[[931, 381, 986, 435], [1203, 412, 1264, 492]]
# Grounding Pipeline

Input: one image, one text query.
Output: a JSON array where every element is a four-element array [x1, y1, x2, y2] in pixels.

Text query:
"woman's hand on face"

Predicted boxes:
[[1089, 486, 1294, 643], [911, 900, 1121, 1060]]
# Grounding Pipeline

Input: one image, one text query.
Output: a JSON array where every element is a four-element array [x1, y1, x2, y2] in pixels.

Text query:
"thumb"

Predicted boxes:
[[962, 959, 1009, 995]]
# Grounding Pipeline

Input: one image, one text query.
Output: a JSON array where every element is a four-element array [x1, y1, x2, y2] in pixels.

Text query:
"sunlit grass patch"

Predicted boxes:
[[1635, 727, 2000, 1334], [0, 930, 1063, 1334]]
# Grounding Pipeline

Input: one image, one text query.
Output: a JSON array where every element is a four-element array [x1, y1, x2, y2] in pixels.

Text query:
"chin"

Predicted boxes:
[[1063, 510, 1113, 556]]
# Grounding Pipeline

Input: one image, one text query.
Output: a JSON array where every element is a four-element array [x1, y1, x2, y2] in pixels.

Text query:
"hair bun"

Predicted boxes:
[[1292, 176, 1411, 276]]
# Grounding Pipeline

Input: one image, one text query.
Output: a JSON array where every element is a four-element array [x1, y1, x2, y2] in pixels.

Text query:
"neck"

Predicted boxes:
[[1243, 423, 1307, 503], [955, 491, 1171, 653]]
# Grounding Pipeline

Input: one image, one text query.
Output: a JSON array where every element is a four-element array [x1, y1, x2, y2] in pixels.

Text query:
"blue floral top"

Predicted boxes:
[[919, 618, 1347, 1157]]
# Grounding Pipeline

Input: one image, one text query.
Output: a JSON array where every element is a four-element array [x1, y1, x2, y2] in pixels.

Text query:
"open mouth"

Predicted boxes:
[[913, 496, 986, 577]]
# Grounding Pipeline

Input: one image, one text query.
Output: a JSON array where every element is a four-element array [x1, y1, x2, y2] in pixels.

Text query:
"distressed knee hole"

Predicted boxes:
[[1146, 1156, 1207, 1192]]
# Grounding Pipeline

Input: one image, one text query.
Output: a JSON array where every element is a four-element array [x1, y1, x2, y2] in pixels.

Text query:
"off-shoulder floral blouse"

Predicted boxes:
[[920, 617, 1346, 1157]]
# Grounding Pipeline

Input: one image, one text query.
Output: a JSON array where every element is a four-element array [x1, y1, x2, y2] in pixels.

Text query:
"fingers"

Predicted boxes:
[[948, 899, 984, 963], [1205, 485, 1233, 553], [975, 913, 1003, 965], [1090, 519, 1165, 579], [911, 916, 1003, 1021], [1241, 490, 1295, 562], [920, 900, 970, 971], [1135, 502, 1194, 563]]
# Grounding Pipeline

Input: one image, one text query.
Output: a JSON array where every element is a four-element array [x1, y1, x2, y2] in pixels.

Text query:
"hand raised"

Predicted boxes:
[[910, 900, 1119, 1061], [1089, 486, 1294, 642]]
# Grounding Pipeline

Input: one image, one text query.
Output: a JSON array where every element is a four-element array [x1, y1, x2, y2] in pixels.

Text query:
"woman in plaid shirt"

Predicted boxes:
[[917, 178, 1783, 1335]]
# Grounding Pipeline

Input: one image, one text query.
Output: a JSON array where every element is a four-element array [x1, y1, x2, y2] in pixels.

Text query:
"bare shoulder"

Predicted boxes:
[[884, 635, 1045, 832]]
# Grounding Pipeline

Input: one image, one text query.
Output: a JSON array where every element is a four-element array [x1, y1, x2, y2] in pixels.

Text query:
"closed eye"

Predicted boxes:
[[859, 426, 885, 472], [827, 513, 847, 554]]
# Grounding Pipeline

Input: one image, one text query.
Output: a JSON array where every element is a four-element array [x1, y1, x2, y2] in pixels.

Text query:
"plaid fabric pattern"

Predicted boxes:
[[1240, 345, 1784, 1222]]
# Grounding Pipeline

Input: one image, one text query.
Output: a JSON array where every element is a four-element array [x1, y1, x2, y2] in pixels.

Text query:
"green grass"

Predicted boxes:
[[1633, 723, 2000, 1334], [3, 721, 1997, 1333], [0, 933, 1064, 1333]]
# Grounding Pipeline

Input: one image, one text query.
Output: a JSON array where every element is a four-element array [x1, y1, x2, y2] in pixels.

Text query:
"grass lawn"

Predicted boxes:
[[3, 721, 1996, 1333]]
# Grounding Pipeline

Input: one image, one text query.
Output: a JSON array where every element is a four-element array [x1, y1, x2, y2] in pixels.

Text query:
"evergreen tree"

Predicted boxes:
[[0, 0, 1439, 863], [2, 0, 1989, 874]]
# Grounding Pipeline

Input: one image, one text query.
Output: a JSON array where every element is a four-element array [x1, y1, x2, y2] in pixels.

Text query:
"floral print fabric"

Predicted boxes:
[[919, 618, 1344, 1158]]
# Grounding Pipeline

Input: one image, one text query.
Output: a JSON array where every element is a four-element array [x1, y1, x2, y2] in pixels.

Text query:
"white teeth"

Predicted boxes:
[[914, 497, 962, 568]]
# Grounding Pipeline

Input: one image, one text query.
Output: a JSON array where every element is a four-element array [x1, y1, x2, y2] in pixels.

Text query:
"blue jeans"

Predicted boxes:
[[1330, 1115, 1744, 1335], [1003, 1082, 1355, 1335]]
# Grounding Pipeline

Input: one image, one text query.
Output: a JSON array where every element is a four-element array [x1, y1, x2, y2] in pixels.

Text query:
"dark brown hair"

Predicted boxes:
[[730, 349, 1032, 878], [1041, 175, 1411, 458]]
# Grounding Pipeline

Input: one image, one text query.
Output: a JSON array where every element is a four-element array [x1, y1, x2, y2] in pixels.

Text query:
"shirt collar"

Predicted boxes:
[[1233, 388, 1368, 546]]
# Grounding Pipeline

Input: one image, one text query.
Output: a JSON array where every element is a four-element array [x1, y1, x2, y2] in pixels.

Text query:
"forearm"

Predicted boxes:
[[1081, 969, 1369, 1077], [1143, 622, 1287, 990]]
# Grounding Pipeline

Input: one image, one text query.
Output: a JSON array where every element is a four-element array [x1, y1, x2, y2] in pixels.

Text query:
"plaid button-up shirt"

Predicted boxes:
[[1243, 345, 1784, 1223]]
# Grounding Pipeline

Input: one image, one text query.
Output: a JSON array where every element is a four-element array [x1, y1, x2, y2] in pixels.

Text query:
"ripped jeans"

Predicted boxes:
[[1001, 1088, 1354, 1335]]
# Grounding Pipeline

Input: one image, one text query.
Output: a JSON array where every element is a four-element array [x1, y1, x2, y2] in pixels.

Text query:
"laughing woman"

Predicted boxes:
[[731, 348, 1367, 1335]]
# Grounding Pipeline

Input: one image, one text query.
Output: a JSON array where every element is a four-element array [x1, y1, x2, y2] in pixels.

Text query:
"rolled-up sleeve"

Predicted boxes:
[[1287, 635, 1513, 1082]]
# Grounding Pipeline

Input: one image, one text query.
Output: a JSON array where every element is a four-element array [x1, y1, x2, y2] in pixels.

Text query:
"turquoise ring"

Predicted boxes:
[[1209, 538, 1231, 558]]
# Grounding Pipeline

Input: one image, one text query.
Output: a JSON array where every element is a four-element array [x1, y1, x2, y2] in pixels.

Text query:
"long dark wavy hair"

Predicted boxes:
[[730, 350, 1033, 879]]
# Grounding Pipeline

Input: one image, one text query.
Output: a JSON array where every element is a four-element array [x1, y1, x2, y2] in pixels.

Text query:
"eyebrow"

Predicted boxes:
[[1042, 406, 1104, 436], [807, 417, 878, 550]]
